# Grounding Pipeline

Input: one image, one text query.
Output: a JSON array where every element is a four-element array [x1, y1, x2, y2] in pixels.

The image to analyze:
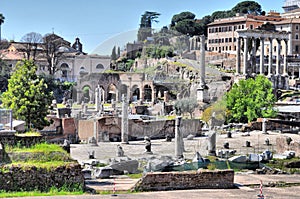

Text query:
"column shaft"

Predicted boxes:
[[268, 38, 273, 76], [283, 39, 288, 76], [236, 37, 241, 74], [243, 37, 248, 75], [260, 38, 265, 74], [276, 39, 281, 75]]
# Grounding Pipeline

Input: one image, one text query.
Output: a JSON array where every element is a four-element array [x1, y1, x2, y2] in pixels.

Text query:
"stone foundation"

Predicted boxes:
[[133, 169, 234, 191], [0, 164, 85, 192]]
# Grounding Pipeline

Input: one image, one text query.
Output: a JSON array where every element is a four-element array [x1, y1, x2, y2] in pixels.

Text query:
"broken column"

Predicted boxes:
[[121, 94, 129, 144], [175, 116, 184, 158], [207, 131, 216, 156], [262, 118, 267, 134], [95, 85, 100, 112]]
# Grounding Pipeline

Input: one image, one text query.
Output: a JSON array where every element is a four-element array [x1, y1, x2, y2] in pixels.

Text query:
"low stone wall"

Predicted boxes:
[[133, 169, 234, 191], [0, 164, 85, 192]]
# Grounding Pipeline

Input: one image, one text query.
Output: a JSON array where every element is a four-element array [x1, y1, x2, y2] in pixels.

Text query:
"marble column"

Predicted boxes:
[[268, 38, 273, 76], [236, 37, 241, 75], [276, 39, 281, 76], [283, 39, 288, 76], [200, 35, 206, 87], [243, 36, 248, 75], [260, 37, 265, 74], [252, 37, 257, 73], [121, 94, 129, 144]]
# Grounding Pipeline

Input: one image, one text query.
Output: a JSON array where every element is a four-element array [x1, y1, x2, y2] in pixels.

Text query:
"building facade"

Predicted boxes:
[[207, 12, 284, 54]]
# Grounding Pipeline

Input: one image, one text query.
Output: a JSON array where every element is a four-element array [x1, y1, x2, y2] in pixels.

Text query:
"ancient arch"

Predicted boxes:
[[107, 84, 118, 103], [131, 84, 140, 102], [144, 85, 152, 102]]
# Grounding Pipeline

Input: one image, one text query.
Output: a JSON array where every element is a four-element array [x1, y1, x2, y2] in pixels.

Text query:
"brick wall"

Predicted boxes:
[[133, 169, 234, 191]]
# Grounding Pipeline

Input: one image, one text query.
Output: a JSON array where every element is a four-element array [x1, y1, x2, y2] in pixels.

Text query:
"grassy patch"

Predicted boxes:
[[0, 186, 84, 197], [6, 143, 65, 153], [127, 173, 143, 179], [3, 143, 74, 169], [15, 131, 41, 137]]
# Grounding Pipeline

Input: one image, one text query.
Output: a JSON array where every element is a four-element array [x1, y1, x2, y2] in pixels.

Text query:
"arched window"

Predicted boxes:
[[96, 63, 104, 69]]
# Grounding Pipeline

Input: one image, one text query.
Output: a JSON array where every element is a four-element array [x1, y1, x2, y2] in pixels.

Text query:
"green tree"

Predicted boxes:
[[231, 1, 262, 15], [226, 75, 277, 123], [111, 46, 117, 61], [1, 60, 53, 130], [0, 13, 4, 41], [174, 97, 198, 118], [137, 11, 160, 42], [170, 11, 201, 36]]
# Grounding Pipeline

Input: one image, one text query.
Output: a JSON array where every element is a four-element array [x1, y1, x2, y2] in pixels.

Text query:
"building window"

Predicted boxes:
[[250, 25, 253, 29], [296, 34, 299, 40], [296, 45, 299, 53], [296, 25, 299, 30]]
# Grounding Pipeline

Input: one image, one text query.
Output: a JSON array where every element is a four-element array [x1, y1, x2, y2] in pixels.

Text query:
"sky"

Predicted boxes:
[[0, 0, 285, 55]]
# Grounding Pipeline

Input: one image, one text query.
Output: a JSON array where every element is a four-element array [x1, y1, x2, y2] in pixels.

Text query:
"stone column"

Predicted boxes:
[[276, 39, 281, 76], [283, 39, 288, 76], [95, 85, 100, 112], [151, 87, 156, 104], [93, 119, 98, 145], [252, 37, 257, 73], [77, 90, 82, 103], [175, 116, 184, 158], [289, 30, 293, 55], [121, 94, 129, 144], [208, 131, 216, 156], [243, 36, 248, 75], [200, 35, 206, 87], [260, 37, 265, 74], [268, 38, 273, 76], [236, 37, 241, 75]]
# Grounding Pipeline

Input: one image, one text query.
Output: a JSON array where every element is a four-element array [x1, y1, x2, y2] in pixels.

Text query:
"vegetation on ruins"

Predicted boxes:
[[170, 11, 202, 36], [174, 97, 198, 118], [225, 75, 277, 123], [137, 11, 161, 42], [1, 60, 53, 130]]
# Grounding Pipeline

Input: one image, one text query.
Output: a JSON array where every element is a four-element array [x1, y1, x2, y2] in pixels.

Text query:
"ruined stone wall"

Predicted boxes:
[[0, 164, 85, 192], [133, 169, 234, 191], [78, 120, 94, 141], [78, 118, 203, 142], [276, 137, 300, 156]]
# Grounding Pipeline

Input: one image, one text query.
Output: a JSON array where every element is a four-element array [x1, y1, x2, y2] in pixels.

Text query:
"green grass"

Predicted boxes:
[[3, 143, 74, 169], [6, 143, 66, 153], [127, 173, 143, 179], [15, 131, 41, 137], [0, 186, 84, 198]]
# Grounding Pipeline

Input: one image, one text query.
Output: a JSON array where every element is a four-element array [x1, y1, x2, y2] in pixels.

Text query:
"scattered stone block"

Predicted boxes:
[[186, 134, 195, 140], [228, 155, 247, 163], [109, 159, 139, 174], [248, 153, 263, 162], [94, 166, 113, 179], [82, 168, 92, 179]]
